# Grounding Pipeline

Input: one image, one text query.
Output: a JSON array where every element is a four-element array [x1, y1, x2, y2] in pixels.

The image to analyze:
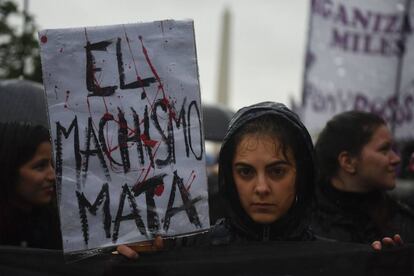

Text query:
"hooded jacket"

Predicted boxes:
[[212, 102, 316, 243]]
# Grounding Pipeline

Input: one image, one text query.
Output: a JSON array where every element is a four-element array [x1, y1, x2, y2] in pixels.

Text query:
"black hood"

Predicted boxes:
[[218, 102, 315, 241]]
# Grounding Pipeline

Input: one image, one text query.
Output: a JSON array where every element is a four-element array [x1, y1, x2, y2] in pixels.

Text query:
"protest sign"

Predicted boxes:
[[299, 0, 414, 140], [39, 20, 209, 253]]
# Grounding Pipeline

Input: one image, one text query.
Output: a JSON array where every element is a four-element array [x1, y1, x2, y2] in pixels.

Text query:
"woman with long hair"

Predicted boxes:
[[311, 111, 414, 248], [0, 122, 61, 249]]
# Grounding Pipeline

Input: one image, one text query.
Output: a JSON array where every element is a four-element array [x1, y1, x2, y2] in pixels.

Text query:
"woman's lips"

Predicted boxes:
[[38, 184, 55, 194], [250, 203, 276, 211]]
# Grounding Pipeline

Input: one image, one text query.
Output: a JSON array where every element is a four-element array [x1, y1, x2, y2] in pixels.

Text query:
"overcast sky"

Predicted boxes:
[[26, 0, 309, 111]]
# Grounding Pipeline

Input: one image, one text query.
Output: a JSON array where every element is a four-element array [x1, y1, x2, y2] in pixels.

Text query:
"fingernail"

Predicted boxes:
[[372, 241, 381, 251]]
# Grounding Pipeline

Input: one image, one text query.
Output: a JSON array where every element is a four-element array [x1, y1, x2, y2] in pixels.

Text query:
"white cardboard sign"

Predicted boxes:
[[39, 20, 210, 253], [300, 0, 414, 140]]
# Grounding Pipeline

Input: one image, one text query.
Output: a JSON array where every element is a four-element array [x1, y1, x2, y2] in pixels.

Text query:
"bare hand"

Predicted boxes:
[[116, 236, 164, 259], [371, 234, 403, 251]]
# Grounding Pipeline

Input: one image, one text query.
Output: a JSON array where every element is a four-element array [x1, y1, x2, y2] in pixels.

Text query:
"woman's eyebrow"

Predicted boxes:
[[31, 158, 50, 166], [234, 160, 291, 167], [377, 141, 392, 150], [266, 160, 291, 167], [233, 162, 253, 167]]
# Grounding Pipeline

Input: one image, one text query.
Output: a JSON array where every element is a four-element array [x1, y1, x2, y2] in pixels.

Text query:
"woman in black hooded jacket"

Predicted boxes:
[[209, 101, 316, 243]]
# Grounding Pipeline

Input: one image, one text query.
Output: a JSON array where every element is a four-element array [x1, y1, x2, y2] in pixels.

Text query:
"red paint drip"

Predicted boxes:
[[140, 134, 158, 148], [154, 184, 164, 196], [64, 90, 70, 108], [139, 36, 163, 92], [138, 168, 146, 182], [40, 35, 48, 44], [133, 130, 164, 189], [102, 97, 109, 113], [122, 27, 155, 112], [163, 97, 176, 120], [108, 145, 119, 154], [138, 37, 178, 122], [186, 175, 196, 191], [185, 170, 196, 191], [120, 121, 128, 128], [161, 97, 169, 106], [86, 98, 92, 116], [103, 112, 114, 121]]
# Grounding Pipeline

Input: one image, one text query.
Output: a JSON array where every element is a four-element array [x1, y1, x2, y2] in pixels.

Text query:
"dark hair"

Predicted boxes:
[[0, 122, 51, 204], [315, 111, 386, 182], [231, 114, 298, 165]]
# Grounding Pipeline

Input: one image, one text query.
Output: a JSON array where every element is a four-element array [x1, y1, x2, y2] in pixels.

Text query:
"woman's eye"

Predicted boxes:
[[378, 144, 392, 155], [379, 147, 388, 154], [268, 167, 286, 178], [32, 160, 49, 171], [237, 167, 254, 178]]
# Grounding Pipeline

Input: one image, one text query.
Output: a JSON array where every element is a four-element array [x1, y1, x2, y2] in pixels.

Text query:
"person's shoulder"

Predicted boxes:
[[394, 199, 414, 219], [161, 219, 234, 248], [313, 234, 337, 242], [208, 218, 234, 246]]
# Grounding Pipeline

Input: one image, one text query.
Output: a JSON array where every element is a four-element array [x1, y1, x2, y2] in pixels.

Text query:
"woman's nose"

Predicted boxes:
[[390, 150, 401, 166], [254, 173, 271, 196], [47, 163, 56, 182]]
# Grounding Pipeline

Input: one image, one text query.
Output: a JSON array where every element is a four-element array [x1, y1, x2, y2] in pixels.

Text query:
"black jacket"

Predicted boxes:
[[311, 181, 414, 243], [212, 102, 316, 243], [0, 202, 62, 249]]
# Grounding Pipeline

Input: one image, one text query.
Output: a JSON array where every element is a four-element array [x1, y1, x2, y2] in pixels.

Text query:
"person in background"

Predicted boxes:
[[311, 111, 414, 250], [118, 101, 317, 258], [0, 122, 61, 249]]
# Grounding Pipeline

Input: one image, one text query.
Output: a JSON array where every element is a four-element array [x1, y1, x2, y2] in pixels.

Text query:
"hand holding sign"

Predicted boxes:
[[115, 235, 164, 259]]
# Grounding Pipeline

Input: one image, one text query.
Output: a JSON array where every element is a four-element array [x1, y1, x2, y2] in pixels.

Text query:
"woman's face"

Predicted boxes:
[[354, 125, 400, 191], [232, 134, 297, 224], [16, 141, 56, 206]]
